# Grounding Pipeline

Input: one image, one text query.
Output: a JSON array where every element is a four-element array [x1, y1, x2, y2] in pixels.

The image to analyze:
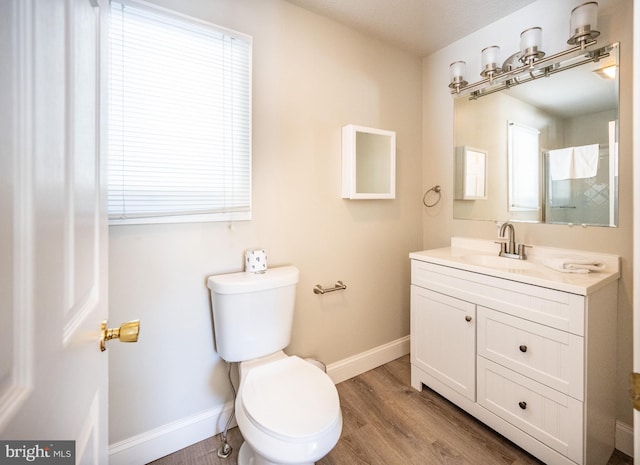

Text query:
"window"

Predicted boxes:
[[108, 1, 252, 224]]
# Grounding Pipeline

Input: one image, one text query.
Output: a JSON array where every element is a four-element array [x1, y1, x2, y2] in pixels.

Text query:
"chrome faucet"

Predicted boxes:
[[499, 222, 516, 255], [497, 222, 528, 260]]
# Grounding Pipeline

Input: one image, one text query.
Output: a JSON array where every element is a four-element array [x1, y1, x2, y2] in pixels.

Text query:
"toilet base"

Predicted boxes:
[[237, 441, 314, 465], [237, 442, 254, 465]]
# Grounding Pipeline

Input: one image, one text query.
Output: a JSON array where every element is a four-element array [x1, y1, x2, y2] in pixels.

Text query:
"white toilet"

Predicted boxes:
[[207, 265, 342, 465]]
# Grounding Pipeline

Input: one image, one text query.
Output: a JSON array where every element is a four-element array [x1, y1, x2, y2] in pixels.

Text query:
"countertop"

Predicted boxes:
[[410, 237, 620, 296]]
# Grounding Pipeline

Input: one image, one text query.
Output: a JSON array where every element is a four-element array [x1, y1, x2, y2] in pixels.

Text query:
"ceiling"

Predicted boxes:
[[284, 0, 537, 57]]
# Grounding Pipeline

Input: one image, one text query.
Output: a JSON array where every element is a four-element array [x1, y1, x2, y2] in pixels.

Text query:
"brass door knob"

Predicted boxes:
[[100, 320, 140, 352], [629, 373, 640, 411]]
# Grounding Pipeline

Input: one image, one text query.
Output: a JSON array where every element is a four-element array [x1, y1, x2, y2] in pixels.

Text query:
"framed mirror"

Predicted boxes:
[[453, 42, 619, 226], [342, 125, 396, 199]]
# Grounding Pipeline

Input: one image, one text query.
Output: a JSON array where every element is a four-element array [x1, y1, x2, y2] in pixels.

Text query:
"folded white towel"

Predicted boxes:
[[542, 257, 606, 274]]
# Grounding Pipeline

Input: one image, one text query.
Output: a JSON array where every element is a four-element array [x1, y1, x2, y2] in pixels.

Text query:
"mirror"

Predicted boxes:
[[342, 125, 396, 199], [453, 42, 619, 226]]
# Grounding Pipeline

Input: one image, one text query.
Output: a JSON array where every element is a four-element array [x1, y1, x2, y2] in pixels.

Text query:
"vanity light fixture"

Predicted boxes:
[[480, 46, 501, 80], [448, 2, 603, 99], [568, 1, 600, 48], [448, 61, 468, 93]]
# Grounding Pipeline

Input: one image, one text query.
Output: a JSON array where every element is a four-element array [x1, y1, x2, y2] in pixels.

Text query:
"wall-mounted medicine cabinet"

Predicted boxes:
[[455, 145, 487, 200], [342, 125, 396, 199]]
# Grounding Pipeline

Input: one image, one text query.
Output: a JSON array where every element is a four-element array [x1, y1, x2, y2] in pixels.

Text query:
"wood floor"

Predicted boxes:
[[149, 355, 632, 465]]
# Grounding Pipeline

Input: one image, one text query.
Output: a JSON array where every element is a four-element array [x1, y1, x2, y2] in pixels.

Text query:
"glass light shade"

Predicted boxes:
[[568, 2, 600, 45], [519, 27, 544, 64], [520, 27, 541, 53], [480, 46, 501, 78], [448, 61, 468, 91], [450, 61, 466, 81]]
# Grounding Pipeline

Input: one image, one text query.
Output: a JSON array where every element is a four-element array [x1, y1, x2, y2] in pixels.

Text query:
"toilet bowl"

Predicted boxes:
[[207, 266, 343, 464], [235, 353, 342, 465]]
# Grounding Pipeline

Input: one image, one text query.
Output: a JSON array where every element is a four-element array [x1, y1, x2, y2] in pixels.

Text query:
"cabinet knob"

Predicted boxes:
[[518, 401, 527, 410], [465, 315, 472, 322], [519, 345, 528, 353]]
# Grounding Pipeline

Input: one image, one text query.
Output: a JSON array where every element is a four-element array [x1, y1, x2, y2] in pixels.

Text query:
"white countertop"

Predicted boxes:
[[410, 237, 620, 296]]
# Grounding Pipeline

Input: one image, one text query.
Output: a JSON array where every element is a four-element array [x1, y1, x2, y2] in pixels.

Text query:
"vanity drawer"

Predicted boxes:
[[477, 357, 583, 463], [411, 260, 585, 335], [477, 306, 584, 400]]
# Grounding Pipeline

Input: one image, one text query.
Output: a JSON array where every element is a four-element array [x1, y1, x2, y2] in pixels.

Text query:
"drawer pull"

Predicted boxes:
[[465, 315, 472, 322], [518, 401, 527, 410], [519, 345, 528, 353]]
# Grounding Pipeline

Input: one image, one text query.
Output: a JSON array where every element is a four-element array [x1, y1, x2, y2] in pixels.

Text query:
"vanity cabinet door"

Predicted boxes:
[[410, 285, 476, 401]]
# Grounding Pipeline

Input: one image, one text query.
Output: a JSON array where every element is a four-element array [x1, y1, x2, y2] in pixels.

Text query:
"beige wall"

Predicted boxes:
[[108, 0, 423, 449], [423, 0, 634, 425]]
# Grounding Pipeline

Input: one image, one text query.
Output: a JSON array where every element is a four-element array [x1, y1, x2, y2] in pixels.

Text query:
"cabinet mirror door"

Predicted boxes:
[[342, 125, 396, 199]]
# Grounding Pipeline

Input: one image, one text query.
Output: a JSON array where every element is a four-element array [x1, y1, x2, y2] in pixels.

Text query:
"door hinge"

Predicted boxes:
[[629, 372, 640, 410]]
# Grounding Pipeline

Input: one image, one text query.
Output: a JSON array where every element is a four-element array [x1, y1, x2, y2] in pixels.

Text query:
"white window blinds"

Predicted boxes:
[[108, 1, 252, 224]]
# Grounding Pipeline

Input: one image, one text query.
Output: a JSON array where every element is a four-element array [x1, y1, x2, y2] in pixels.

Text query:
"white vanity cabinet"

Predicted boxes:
[[410, 253, 618, 465]]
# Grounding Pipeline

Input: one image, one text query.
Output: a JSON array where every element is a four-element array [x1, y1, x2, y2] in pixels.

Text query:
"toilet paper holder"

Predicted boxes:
[[313, 281, 347, 295]]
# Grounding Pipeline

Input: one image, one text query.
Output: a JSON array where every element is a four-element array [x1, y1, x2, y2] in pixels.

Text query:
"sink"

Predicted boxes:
[[462, 254, 537, 271]]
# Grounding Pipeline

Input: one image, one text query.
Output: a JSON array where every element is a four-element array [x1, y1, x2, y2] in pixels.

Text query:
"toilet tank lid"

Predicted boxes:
[[207, 265, 299, 294]]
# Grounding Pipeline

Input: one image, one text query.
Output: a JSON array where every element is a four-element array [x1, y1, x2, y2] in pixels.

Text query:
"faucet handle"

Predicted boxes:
[[517, 243, 532, 259], [494, 239, 508, 254]]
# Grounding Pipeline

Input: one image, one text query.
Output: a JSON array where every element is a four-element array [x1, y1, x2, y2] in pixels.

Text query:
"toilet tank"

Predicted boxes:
[[207, 266, 299, 362]]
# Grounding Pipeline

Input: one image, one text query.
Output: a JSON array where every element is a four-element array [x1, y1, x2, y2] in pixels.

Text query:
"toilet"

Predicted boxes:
[[207, 265, 342, 465]]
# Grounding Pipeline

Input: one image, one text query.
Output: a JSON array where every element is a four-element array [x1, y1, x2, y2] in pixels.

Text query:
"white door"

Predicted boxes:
[[1, 0, 110, 463]]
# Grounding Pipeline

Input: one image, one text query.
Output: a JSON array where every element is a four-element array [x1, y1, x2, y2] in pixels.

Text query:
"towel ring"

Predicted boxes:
[[423, 185, 442, 207]]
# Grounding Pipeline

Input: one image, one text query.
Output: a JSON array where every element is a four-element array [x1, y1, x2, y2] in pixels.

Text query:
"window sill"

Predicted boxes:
[[108, 211, 251, 226]]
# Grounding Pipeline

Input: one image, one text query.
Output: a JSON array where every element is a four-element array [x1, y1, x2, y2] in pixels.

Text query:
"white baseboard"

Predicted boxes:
[[108, 336, 410, 464], [615, 420, 634, 457], [108, 403, 236, 465], [326, 335, 410, 384]]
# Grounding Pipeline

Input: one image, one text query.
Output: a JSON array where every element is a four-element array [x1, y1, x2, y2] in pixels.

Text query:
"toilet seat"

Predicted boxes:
[[240, 356, 341, 442]]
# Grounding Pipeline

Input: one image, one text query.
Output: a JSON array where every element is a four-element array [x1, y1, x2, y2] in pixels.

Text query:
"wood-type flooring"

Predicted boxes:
[[149, 355, 632, 465]]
